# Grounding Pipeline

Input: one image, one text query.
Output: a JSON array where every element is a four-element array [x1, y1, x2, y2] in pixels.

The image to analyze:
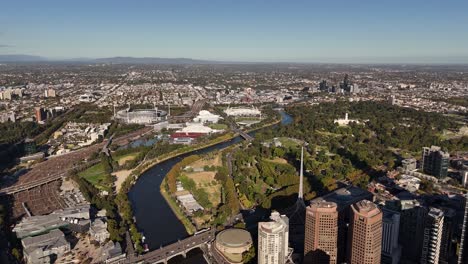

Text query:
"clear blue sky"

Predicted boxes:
[[1, 0, 468, 63]]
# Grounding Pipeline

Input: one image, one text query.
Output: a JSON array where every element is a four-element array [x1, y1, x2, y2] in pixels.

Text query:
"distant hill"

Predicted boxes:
[[0, 55, 222, 64], [0, 54, 47, 62]]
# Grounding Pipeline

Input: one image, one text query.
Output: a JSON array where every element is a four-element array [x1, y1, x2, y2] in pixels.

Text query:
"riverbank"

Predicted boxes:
[[159, 186, 196, 235], [123, 116, 283, 238], [129, 117, 281, 182], [131, 132, 237, 179]]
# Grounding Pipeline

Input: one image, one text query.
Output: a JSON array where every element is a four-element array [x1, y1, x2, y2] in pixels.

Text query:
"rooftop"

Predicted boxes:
[[216, 228, 252, 248], [310, 185, 373, 211]]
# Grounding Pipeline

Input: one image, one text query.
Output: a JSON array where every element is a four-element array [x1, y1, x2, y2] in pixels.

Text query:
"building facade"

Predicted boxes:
[[458, 194, 468, 264], [347, 200, 382, 264], [304, 201, 338, 264], [396, 199, 427, 263], [258, 211, 290, 264], [420, 207, 444, 264], [381, 208, 401, 264], [422, 146, 449, 178]]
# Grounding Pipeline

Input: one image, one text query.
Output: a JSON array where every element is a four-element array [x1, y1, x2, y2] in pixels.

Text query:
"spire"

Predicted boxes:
[[299, 146, 304, 199]]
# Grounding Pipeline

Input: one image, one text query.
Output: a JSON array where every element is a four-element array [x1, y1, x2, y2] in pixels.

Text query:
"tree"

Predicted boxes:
[[107, 219, 123, 242], [242, 246, 256, 263]]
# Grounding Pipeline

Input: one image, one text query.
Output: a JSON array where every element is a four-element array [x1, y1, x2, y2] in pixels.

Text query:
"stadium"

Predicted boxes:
[[224, 106, 261, 117], [115, 108, 167, 125]]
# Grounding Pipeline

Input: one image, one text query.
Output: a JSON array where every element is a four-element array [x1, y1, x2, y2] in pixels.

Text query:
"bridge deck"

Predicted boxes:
[[113, 229, 215, 264]]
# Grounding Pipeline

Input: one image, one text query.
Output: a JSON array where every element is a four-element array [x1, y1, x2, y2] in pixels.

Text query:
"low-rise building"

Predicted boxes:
[[90, 218, 110, 244], [22, 229, 70, 264]]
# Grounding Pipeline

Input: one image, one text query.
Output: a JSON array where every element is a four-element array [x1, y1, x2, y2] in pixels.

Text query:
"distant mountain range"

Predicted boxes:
[[1, 54, 468, 65], [0, 54, 47, 62], [0, 54, 218, 64]]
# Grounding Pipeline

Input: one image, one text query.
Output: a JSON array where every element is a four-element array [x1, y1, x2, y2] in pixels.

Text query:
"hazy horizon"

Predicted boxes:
[[1, 0, 468, 64]]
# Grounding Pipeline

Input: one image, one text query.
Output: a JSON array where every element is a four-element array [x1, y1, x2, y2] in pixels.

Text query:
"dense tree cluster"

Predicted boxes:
[[228, 101, 467, 211], [213, 165, 239, 225]]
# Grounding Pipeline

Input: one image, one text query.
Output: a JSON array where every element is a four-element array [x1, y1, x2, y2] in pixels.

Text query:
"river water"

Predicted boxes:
[[128, 110, 292, 261]]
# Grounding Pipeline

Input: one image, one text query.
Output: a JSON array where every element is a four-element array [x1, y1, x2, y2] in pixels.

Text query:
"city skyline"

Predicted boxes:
[[1, 0, 468, 63]]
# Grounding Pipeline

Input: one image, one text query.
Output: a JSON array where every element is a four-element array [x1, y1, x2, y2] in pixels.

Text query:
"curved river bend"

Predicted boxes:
[[128, 110, 293, 254]]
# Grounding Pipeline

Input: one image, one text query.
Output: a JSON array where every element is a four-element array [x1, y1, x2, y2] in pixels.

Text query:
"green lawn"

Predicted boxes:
[[208, 123, 228, 130], [278, 137, 302, 148], [78, 163, 108, 190], [114, 152, 139, 166]]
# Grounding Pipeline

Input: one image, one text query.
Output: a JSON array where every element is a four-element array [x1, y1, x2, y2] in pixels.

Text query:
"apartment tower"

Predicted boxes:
[[258, 211, 290, 264], [421, 207, 444, 264]]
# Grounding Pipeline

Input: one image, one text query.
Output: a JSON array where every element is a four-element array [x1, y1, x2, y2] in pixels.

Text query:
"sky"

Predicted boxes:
[[1, 0, 468, 63]]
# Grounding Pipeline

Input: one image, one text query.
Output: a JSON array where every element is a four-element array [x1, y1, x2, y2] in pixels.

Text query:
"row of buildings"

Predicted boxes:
[[256, 186, 468, 264]]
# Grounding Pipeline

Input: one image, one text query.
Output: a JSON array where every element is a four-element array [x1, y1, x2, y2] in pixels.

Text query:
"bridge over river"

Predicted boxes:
[[111, 229, 215, 264]]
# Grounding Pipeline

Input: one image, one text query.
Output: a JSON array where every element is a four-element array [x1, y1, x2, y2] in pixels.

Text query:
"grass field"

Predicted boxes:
[[78, 163, 108, 190], [185, 153, 222, 207], [115, 152, 139, 166], [208, 123, 228, 130], [278, 137, 302, 148], [264, 157, 288, 164]]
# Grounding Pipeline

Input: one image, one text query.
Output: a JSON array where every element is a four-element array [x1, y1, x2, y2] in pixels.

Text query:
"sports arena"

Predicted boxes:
[[115, 108, 167, 124]]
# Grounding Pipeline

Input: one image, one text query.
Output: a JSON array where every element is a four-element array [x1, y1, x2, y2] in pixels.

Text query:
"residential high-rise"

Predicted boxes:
[[258, 211, 290, 264], [44, 88, 56, 98], [347, 200, 382, 264], [458, 194, 468, 264], [422, 146, 449, 178], [34, 107, 46, 123], [421, 207, 444, 264], [304, 201, 338, 264], [381, 208, 401, 264], [440, 208, 456, 264]]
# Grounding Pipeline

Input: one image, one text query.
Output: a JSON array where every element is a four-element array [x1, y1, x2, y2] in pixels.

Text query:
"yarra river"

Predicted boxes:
[[128, 110, 292, 263]]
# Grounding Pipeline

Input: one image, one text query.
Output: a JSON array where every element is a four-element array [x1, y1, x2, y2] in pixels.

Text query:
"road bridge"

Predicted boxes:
[[112, 229, 215, 264]]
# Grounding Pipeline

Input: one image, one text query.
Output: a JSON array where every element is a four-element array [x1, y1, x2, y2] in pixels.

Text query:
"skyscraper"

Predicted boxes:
[[458, 194, 468, 264], [381, 208, 401, 264], [304, 200, 338, 264], [421, 207, 444, 264], [347, 200, 382, 264], [258, 211, 290, 264], [395, 199, 427, 263], [308, 186, 373, 263], [422, 146, 449, 178]]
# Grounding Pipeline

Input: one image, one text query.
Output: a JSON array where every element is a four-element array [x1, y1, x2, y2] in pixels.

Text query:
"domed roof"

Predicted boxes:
[[216, 228, 252, 248]]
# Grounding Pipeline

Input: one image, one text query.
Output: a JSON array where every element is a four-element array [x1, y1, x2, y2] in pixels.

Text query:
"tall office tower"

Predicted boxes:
[[421, 207, 444, 264], [422, 146, 450, 178], [304, 201, 338, 264], [381, 208, 401, 264], [395, 199, 427, 263], [458, 194, 468, 264], [309, 186, 373, 263], [347, 200, 382, 264], [258, 211, 290, 264]]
